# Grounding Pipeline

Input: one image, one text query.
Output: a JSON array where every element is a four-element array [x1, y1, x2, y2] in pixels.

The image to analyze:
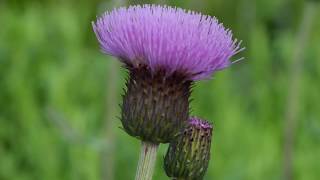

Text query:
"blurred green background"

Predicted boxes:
[[1, 0, 320, 179]]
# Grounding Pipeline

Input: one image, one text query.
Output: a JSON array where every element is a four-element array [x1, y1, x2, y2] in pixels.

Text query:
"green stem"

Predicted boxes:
[[283, 2, 316, 180], [135, 141, 159, 180]]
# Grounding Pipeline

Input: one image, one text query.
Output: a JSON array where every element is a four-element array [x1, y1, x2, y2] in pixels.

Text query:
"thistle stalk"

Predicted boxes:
[[135, 141, 159, 180]]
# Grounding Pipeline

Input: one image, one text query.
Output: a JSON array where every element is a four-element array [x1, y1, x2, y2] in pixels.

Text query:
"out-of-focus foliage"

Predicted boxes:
[[0, 0, 319, 180]]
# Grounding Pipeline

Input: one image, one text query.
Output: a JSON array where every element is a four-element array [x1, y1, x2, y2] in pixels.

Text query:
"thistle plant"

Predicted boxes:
[[164, 117, 213, 180], [93, 4, 241, 180]]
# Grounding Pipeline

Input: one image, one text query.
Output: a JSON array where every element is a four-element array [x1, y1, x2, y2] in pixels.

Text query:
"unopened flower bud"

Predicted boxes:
[[164, 117, 213, 179]]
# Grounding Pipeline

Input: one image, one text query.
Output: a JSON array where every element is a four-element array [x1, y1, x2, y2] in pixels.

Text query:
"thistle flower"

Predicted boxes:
[[164, 117, 213, 180], [93, 5, 241, 144]]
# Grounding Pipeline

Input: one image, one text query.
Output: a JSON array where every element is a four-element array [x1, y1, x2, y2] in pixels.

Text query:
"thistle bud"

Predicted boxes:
[[164, 117, 213, 179]]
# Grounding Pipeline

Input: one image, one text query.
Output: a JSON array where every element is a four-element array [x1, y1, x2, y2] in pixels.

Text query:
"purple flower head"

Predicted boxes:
[[93, 4, 242, 80], [189, 116, 212, 129]]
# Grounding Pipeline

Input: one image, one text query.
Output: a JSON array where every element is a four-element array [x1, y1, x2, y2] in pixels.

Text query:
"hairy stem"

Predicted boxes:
[[135, 141, 159, 180]]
